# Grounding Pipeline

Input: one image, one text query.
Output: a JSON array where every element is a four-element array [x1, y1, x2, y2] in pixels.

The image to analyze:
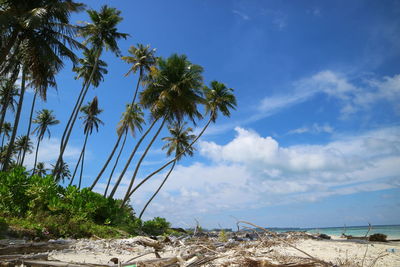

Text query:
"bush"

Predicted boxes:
[[369, 233, 387, 242], [142, 217, 170, 236]]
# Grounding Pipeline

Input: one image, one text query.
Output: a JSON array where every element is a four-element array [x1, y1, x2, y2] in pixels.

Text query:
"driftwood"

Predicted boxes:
[[18, 260, 96, 267], [0, 242, 70, 255]]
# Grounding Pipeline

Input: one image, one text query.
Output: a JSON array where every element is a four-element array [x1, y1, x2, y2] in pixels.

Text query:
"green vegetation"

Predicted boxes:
[[0, 167, 170, 239], [0, 1, 236, 238]]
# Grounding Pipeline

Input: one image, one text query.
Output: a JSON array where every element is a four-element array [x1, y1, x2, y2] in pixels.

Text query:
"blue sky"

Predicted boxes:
[[14, 0, 400, 228]]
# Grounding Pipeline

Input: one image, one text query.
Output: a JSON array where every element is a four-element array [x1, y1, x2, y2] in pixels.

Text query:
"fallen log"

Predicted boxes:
[[0, 242, 70, 255]]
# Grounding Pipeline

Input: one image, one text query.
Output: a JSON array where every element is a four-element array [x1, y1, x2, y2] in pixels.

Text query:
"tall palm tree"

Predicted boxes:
[[139, 122, 195, 219], [121, 44, 157, 104], [32, 109, 59, 174], [0, 79, 18, 132], [70, 97, 103, 189], [92, 44, 156, 188], [14, 135, 33, 165], [51, 159, 71, 183], [34, 162, 48, 177], [119, 54, 204, 206], [125, 81, 236, 202], [1, 0, 84, 171], [1, 122, 12, 147], [94, 104, 144, 195], [0, 0, 84, 66], [54, 5, 128, 178]]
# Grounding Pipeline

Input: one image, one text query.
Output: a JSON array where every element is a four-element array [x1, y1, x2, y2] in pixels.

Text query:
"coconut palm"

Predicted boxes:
[[51, 160, 71, 183], [70, 97, 103, 189], [119, 54, 204, 206], [0, 79, 18, 132], [125, 81, 236, 202], [121, 44, 157, 104], [91, 104, 144, 195], [139, 122, 195, 219], [54, 5, 128, 178], [32, 109, 59, 175], [14, 135, 33, 165], [34, 162, 48, 177], [1, 0, 84, 171], [91, 45, 156, 188], [0, 0, 84, 67], [1, 122, 12, 147]]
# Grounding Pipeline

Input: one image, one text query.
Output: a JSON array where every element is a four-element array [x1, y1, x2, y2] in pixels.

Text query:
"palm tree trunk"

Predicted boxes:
[[126, 113, 214, 200], [139, 160, 176, 219], [1, 134, 5, 147], [0, 30, 19, 65], [78, 134, 88, 189], [0, 65, 19, 133], [90, 132, 123, 190], [131, 69, 142, 105], [108, 118, 159, 199], [70, 143, 84, 185], [2, 69, 26, 171], [32, 137, 41, 175], [20, 91, 37, 166], [54, 49, 101, 178], [104, 129, 128, 197], [121, 118, 166, 207]]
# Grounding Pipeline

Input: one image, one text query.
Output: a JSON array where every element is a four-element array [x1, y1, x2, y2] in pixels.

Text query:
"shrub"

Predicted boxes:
[[142, 217, 171, 236]]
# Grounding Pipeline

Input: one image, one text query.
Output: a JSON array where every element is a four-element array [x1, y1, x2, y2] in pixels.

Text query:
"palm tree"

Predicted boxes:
[[119, 54, 204, 206], [121, 44, 157, 104], [0, 79, 18, 132], [97, 104, 144, 196], [14, 135, 33, 165], [54, 5, 128, 178], [51, 160, 71, 183], [34, 162, 48, 177], [125, 81, 236, 202], [92, 44, 156, 188], [1, 122, 12, 147], [1, 0, 84, 171], [139, 122, 195, 219], [70, 97, 103, 189], [0, 0, 84, 66], [32, 109, 59, 175]]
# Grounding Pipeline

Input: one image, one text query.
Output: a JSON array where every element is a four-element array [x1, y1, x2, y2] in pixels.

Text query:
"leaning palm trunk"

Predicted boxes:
[[70, 144, 84, 185], [126, 114, 214, 200], [54, 52, 100, 178], [121, 118, 166, 207], [139, 160, 176, 219], [78, 137, 88, 189], [2, 69, 26, 171], [108, 118, 159, 199], [20, 91, 37, 166], [91, 74, 142, 191], [32, 137, 41, 175], [104, 129, 128, 196], [90, 131, 123, 190]]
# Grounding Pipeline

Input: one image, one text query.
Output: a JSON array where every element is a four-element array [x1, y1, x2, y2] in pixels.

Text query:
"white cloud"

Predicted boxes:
[[259, 71, 400, 118], [110, 126, 400, 226], [232, 10, 250, 21], [288, 123, 334, 135]]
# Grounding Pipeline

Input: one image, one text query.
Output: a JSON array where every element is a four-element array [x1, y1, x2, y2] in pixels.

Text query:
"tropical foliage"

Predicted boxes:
[[0, 2, 236, 238]]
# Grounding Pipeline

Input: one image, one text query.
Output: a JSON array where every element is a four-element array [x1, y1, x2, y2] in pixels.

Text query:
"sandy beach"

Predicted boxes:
[[38, 234, 400, 267]]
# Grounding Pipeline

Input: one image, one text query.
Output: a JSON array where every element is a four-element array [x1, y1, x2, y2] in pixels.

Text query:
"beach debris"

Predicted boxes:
[[369, 233, 387, 242]]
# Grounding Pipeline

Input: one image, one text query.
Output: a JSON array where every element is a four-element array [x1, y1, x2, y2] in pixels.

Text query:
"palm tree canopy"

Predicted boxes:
[[140, 54, 205, 124], [15, 135, 33, 153], [34, 162, 48, 177], [162, 122, 196, 161], [79, 96, 103, 135], [117, 103, 144, 137], [32, 109, 60, 141], [0, 79, 18, 112], [1, 122, 12, 138], [73, 48, 108, 87], [1, 0, 86, 100], [51, 159, 70, 182], [204, 80, 237, 122], [79, 5, 129, 56], [121, 43, 157, 77]]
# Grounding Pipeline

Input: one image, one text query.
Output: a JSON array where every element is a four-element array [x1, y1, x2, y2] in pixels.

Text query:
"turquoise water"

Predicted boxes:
[[268, 225, 400, 239], [306, 225, 400, 239]]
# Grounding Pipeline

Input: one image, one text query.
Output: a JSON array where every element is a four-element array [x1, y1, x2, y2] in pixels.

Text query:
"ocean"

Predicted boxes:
[[268, 225, 400, 240]]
